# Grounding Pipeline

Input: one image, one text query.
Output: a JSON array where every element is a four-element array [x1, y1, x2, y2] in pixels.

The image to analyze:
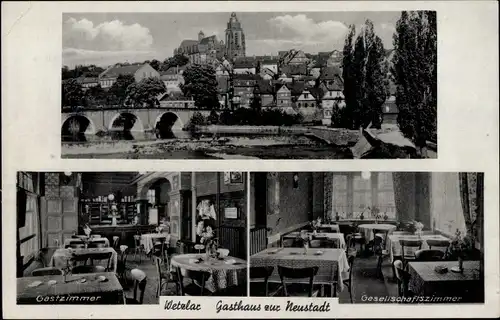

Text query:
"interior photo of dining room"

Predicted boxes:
[[249, 171, 484, 303], [16, 171, 248, 305]]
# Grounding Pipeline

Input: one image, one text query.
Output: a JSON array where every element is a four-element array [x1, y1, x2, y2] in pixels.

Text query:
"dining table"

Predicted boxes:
[[407, 261, 482, 302], [50, 247, 118, 273], [358, 223, 397, 243], [17, 272, 125, 304], [170, 254, 247, 293], [251, 247, 350, 296], [283, 231, 347, 249], [140, 233, 171, 254], [387, 234, 450, 262]]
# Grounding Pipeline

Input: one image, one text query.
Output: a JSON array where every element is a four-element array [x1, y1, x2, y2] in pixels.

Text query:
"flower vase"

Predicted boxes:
[[335, 215, 339, 221], [313, 230, 317, 236], [360, 214, 364, 220], [112, 216, 117, 226]]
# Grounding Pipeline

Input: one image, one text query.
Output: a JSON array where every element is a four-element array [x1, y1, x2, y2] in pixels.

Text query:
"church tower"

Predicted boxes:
[[225, 12, 246, 59], [198, 30, 205, 41]]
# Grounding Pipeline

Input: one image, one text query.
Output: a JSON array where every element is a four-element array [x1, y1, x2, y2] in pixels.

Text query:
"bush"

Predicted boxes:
[[207, 110, 220, 125], [185, 112, 207, 132]]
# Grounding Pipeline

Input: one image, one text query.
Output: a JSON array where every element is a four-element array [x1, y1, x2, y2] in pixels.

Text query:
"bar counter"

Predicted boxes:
[[89, 224, 156, 248]]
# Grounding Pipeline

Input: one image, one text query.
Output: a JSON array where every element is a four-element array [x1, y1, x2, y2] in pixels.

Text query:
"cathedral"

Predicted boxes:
[[225, 12, 246, 59], [173, 12, 246, 65]]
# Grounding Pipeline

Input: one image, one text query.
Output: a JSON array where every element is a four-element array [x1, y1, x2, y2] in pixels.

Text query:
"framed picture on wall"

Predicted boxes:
[[224, 172, 243, 184], [224, 207, 239, 219]]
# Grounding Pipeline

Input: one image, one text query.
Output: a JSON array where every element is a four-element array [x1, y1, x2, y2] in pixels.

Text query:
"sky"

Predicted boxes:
[[62, 11, 402, 68]]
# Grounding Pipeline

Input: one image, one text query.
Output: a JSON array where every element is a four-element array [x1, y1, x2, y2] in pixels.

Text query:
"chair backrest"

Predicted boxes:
[[317, 227, 333, 233], [88, 251, 113, 270], [399, 239, 422, 258], [415, 249, 445, 261], [282, 238, 296, 248], [69, 253, 92, 266], [277, 265, 319, 297], [153, 256, 164, 281], [250, 266, 274, 296], [176, 267, 211, 296], [426, 239, 450, 250], [32, 267, 63, 276], [130, 268, 147, 304]]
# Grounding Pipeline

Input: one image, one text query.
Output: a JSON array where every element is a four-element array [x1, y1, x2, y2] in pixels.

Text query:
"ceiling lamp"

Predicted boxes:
[[361, 171, 371, 180]]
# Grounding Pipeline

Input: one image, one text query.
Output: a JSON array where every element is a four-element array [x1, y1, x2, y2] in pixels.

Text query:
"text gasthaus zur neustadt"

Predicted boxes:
[[164, 299, 332, 313]]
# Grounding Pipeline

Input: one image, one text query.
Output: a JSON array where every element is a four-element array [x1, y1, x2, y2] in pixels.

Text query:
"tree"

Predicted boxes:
[[250, 94, 262, 110], [62, 79, 84, 109], [180, 64, 220, 109], [342, 24, 357, 129], [162, 54, 190, 71], [85, 84, 106, 107], [149, 59, 161, 71], [125, 77, 167, 108], [342, 20, 388, 129], [207, 110, 220, 125], [392, 11, 437, 156], [108, 74, 135, 105]]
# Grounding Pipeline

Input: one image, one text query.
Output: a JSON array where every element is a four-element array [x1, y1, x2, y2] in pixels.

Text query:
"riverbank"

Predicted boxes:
[[61, 134, 353, 159]]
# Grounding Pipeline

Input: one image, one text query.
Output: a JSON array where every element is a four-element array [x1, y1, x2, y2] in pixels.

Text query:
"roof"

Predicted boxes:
[[319, 66, 342, 80], [100, 63, 145, 79], [199, 35, 217, 45], [255, 80, 274, 95], [76, 77, 98, 84], [160, 68, 181, 76], [233, 59, 257, 69], [285, 82, 307, 96], [180, 39, 198, 47], [159, 92, 192, 101], [309, 87, 324, 99], [233, 74, 260, 81], [260, 68, 276, 76], [281, 64, 307, 76], [351, 128, 416, 158]]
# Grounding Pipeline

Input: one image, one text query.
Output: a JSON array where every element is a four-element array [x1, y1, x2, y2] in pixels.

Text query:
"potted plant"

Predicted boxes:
[[296, 230, 310, 255], [448, 229, 474, 273], [196, 220, 218, 260]]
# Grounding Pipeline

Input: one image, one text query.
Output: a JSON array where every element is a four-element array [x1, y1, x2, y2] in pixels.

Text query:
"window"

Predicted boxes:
[[304, 93, 309, 99], [298, 103, 302, 107], [17, 172, 41, 266], [305, 103, 308, 108], [331, 172, 396, 220], [147, 189, 156, 206], [431, 173, 466, 236]]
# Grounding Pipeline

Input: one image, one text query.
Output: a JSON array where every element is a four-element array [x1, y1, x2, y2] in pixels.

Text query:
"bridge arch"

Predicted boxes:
[[108, 112, 144, 132], [61, 114, 96, 141], [154, 112, 184, 139]]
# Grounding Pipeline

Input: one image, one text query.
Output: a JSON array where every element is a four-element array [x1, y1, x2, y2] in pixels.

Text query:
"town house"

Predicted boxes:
[[98, 63, 160, 89]]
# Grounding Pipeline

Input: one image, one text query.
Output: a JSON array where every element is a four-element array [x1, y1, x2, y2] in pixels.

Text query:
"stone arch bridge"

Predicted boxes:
[[61, 108, 213, 136]]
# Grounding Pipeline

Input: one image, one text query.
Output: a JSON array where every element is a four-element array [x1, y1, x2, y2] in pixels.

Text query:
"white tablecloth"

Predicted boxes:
[[251, 247, 350, 293], [387, 234, 450, 262], [358, 224, 397, 242], [140, 233, 171, 254]]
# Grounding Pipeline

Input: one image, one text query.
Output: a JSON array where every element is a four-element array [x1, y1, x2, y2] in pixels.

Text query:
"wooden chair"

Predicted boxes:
[[69, 253, 91, 268], [317, 227, 334, 233], [117, 246, 129, 285], [426, 239, 450, 251], [277, 266, 321, 297], [176, 267, 212, 296], [399, 239, 422, 267], [374, 235, 390, 279], [152, 237, 167, 264], [32, 267, 63, 276], [346, 225, 365, 253], [87, 251, 113, 272], [250, 266, 282, 297], [415, 249, 445, 261], [125, 269, 147, 304], [393, 260, 413, 298], [153, 256, 178, 297], [341, 255, 355, 303], [133, 235, 145, 263]]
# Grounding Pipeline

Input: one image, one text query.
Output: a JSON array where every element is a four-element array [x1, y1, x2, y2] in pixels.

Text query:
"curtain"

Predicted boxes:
[[392, 172, 416, 223], [459, 172, 483, 244]]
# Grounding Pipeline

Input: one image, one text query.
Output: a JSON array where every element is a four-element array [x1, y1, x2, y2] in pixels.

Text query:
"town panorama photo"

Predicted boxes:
[[61, 11, 437, 159]]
